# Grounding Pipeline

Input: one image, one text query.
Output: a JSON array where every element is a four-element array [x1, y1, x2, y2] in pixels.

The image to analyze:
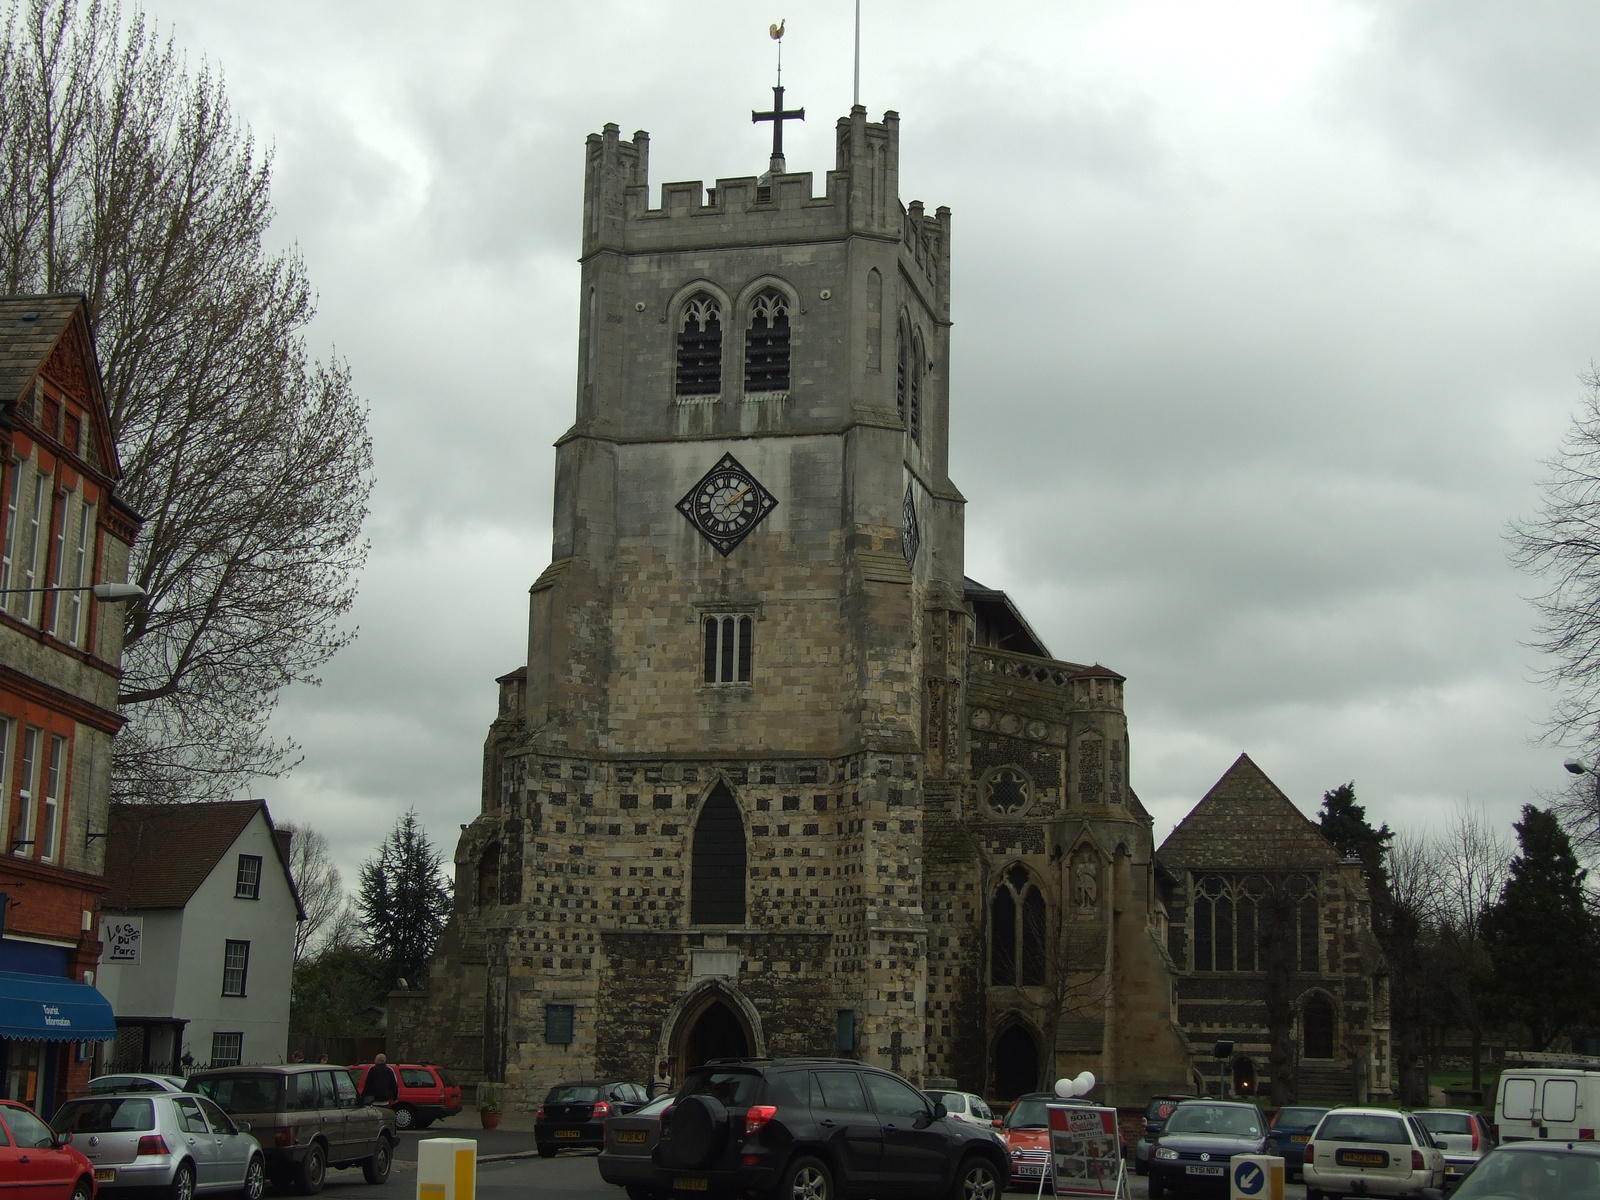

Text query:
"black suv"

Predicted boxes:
[[653, 1057, 1010, 1199]]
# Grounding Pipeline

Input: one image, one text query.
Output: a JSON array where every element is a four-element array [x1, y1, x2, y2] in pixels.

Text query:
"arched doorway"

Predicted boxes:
[[993, 1024, 1041, 1101], [683, 1001, 750, 1070], [1303, 994, 1335, 1060]]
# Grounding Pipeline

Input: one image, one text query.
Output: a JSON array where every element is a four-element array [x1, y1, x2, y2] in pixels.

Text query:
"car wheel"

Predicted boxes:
[[362, 1137, 393, 1185], [949, 1155, 1000, 1200], [536, 1143, 557, 1159], [775, 1155, 834, 1200], [624, 1188, 668, 1200], [297, 1143, 327, 1195], [417, 1117, 435, 1130], [393, 1104, 416, 1130], [243, 1156, 266, 1200], [170, 1161, 197, 1200], [1148, 1176, 1165, 1199], [1135, 1159, 1148, 1176], [72, 1177, 92, 1200]]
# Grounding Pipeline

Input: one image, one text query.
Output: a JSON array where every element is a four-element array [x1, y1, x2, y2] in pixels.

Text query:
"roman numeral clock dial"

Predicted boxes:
[[676, 453, 778, 555]]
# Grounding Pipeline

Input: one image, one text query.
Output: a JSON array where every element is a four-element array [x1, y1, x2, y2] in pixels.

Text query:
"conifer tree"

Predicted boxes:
[[1482, 805, 1600, 1049], [357, 811, 453, 992]]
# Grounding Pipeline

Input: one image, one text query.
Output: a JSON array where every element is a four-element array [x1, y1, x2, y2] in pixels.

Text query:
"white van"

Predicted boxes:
[[1496, 1054, 1600, 1142]]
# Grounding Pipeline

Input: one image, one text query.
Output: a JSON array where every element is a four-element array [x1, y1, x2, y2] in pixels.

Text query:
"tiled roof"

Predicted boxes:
[[0, 295, 81, 407], [105, 800, 305, 917], [1157, 752, 1342, 871]]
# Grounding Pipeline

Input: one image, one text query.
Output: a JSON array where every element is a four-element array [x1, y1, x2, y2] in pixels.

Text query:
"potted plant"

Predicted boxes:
[[479, 1086, 502, 1130]]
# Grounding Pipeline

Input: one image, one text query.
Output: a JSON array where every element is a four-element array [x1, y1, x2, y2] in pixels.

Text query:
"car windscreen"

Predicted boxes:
[[927, 1092, 966, 1113], [1274, 1107, 1327, 1127], [1146, 1098, 1181, 1122], [679, 1071, 762, 1109], [88, 1077, 164, 1094], [1415, 1111, 1473, 1135], [189, 1074, 284, 1114], [53, 1098, 156, 1133], [1451, 1148, 1600, 1199], [1006, 1099, 1051, 1129], [437, 1068, 457, 1087], [545, 1085, 600, 1103], [1164, 1105, 1262, 1137], [1316, 1113, 1409, 1144]]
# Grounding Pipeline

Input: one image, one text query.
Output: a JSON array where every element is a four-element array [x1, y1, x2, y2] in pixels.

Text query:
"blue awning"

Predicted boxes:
[[0, 971, 116, 1042]]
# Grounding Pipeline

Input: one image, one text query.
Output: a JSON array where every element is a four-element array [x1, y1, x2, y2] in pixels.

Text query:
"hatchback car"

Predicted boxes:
[[653, 1057, 1010, 1199], [350, 1063, 462, 1130], [997, 1093, 1082, 1191], [536, 1080, 650, 1157], [1303, 1107, 1446, 1199], [1134, 1095, 1196, 1176], [1148, 1100, 1266, 1198], [186, 1063, 397, 1194], [86, 1075, 187, 1096], [1447, 1138, 1600, 1199], [0, 1099, 95, 1200], [1265, 1105, 1330, 1181], [54, 1092, 263, 1200], [1413, 1108, 1493, 1186], [597, 1093, 674, 1200], [926, 1090, 995, 1128]]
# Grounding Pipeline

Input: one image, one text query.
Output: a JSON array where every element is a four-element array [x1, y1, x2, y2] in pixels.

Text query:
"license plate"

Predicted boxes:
[[555, 1129, 582, 1139], [1017, 1164, 1044, 1176], [93, 1170, 114, 1183], [617, 1131, 647, 1144], [1186, 1165, 1226, 1176], [1337, 1149, 1388, 1167], [1292, 1134, 1309, 1142], [675, 1178, 709, 1192]]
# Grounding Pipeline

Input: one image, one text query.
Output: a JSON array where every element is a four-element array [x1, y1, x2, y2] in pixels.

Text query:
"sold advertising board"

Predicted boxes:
[[1045, 1104, 1128, 1198]]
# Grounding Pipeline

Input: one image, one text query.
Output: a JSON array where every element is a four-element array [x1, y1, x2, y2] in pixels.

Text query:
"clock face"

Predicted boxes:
[[676, 453, 778, 555]]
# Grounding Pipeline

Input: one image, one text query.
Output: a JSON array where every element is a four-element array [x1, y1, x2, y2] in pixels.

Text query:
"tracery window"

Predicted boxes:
[[983, 768, 1030, 815], [990, 863, 1047, 987], [1191, 873, 1319, 973], [909, 328, 923, 443], [895, 317, 909, 426], [744, 290, 790, 392], [676, 294, 723, 396], [703, 615, 753, 684]]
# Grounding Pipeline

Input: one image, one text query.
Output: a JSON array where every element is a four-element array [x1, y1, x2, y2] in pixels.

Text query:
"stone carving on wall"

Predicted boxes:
[[1073, 853, 1099, 910]]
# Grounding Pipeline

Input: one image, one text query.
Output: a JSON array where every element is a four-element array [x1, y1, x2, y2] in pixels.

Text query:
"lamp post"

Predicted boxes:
[[0, 582, 145, 601], [1564, 759, 1600, 849]]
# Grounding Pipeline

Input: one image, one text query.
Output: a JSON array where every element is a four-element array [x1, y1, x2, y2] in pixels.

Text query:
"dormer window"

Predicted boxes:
[[744, 290, 790, 392], [676, 295, 722, 397]]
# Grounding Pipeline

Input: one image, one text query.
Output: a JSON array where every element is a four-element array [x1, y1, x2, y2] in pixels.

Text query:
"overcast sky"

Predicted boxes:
[[141, 0, 1600, 892]]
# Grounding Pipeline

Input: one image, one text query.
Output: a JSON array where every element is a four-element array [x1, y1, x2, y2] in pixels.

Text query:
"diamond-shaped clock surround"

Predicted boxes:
[[676, 452, 779, 556]]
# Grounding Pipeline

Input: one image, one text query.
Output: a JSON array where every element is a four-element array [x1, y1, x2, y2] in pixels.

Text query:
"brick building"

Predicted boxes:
[[1158, 754, 1391, 1103], [389, 100, 1201, 1110], [0, 295, 141, 1108]]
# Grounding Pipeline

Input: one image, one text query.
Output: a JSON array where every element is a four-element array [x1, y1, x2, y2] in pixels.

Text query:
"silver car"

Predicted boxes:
[[1413, 1108, 1495, 1186], [87, 1075, 188, 1095], [53, 1093, 265, 1200]]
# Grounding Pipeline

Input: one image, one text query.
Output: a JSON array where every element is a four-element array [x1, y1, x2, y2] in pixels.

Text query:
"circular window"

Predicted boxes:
[[984, 768, 1031, 816]]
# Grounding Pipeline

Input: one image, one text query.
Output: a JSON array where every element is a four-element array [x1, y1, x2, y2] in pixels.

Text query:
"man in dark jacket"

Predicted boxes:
[[363, 1054, 400, 1105]]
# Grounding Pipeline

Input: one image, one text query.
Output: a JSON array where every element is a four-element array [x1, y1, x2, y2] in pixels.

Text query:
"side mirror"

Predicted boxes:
[[1434, 1139, 1447, 1150], [56, 1131, 71, 1146], [237, 1122, 251, 1134], [932, 1103, 947, 1119], [992, 1117, 1005, 1128]]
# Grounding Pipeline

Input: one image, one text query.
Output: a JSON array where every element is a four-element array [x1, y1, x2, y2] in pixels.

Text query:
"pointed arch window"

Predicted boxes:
[[990, 863, 1047, 987], [477, 844, 501, 907], [677, 294, 723, 396], [745, 290, 790, 392], [895, 316, 909, 426], [909, 327, 924, 443], [691, 783, 747, 924]]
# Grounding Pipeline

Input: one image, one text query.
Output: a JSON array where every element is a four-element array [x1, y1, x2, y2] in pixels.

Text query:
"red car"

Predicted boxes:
[[350, 1064, 462, 1131], [996, 1094, 1055, 1191], [0, 1099, 95, 1200]]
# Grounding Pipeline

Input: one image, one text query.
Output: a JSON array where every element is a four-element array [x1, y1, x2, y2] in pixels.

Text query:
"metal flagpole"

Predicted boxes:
[[853, 0, 861, 106]]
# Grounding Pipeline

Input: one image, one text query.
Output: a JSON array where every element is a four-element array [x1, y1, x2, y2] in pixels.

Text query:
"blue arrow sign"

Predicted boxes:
[[1234, 1160, 1265, 1195]]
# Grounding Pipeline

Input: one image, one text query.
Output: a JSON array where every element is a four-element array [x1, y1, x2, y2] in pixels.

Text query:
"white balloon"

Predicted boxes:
[[1075, 1071, 1096, 1095], [1054, 1077, 1074, 1098]]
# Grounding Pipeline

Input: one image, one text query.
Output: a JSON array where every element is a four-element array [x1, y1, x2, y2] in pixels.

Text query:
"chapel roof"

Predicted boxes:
[[0, 295, 81, 405], [105, 799, 305, 918], [1156, 752, 1342, 872]]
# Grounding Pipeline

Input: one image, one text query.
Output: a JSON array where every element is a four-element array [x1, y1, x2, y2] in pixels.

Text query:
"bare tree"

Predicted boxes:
[[1431, 808, 1508, 1091], [0, 0, 372, 802], [280, 821, 347, 963]]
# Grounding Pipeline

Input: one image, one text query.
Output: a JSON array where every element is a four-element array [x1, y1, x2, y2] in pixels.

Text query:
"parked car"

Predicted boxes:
[[1414, 1108, 1494, 1187], [1134, 1094, 1196, 1175], [536, 1080, 650, 1157], [186, 1063, 396, 1194], [1447, 1138, 1600, 1198], [53, 1092, 263, 1200], [86, 1075, 187, 1096], [1265, 1105, 1330, 1181], [350, 1063, 462, 1131], [925, 1090, 995, 1128], [653, 1057, 1010, 1199], [597, 1093, 674, 1200], [0, 1099, 95, 1200], [1302, 1107, 1446, 1199], [996, 1092, 1085, 1191], [1147, 1099, 1265, 1198]]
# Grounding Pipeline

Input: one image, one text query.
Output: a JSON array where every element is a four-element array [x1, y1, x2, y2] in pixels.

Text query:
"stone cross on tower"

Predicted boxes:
[[886, 1030, 907, 1075], [752, 85, 804, 174]]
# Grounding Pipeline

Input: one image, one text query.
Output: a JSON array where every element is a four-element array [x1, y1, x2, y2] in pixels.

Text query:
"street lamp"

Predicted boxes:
[[1565, 760, 1600, 850], [0, 582, 146, 601]]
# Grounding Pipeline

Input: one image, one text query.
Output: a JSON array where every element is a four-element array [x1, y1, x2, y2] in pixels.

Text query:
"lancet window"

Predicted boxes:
[[676, 294, 723, 396], [1190, 873, 1319, 974], [691, 784, 747, 924], [744, 290, 791, 392], [990, 863, 1047, 987]]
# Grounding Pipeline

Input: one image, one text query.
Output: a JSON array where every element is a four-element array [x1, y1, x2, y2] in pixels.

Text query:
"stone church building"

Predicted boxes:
[[389, 99, 1387, 1111]]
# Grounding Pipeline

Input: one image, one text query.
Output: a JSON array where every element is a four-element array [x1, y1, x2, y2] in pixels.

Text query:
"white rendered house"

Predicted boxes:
[[97, 801, 303, 1070]]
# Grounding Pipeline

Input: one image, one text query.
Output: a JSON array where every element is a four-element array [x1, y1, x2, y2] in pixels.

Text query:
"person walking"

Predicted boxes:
[[363, 1053, 399, 1106]]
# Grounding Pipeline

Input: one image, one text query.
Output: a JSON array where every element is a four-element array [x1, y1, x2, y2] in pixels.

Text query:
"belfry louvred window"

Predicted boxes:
[[744, 290, 790, 392], [676, 294, 722, 396], [703, 615, 753, 684]]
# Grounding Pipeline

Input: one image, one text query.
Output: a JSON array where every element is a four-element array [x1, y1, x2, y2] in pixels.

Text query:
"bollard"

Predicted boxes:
[[416, 1138, 477, 1200], [1228, 1154, 1283, 1200]]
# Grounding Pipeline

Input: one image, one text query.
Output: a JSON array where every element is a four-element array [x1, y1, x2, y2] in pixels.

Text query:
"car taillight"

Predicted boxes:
[[1471, 1121, 1481, 1151], [745, 1106, 777, 1134], [1582, 1129, 1596, 1141], [136, 1136, 169, 1156], [1302, 1143, 1313, 1163], [275, 1128, 293, 1148], [1411, 1149, 1424, 1171], [592, 1101, 610, 1119], [535, 1104, 546, 1120]]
